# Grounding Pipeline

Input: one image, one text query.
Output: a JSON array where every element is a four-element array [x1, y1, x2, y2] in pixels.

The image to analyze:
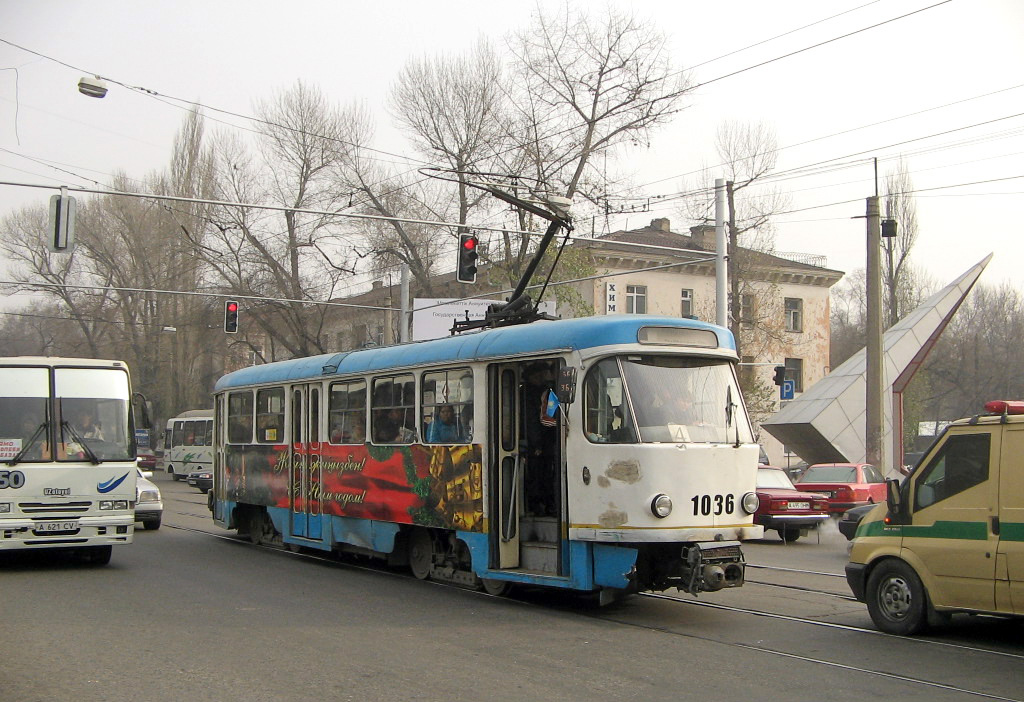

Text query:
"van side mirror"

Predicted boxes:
[[885, 478, 902, 521]]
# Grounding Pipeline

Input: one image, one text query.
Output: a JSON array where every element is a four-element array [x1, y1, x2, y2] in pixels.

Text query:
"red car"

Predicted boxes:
[[795, 462, 887, 515], [754, 466, 830, 542]]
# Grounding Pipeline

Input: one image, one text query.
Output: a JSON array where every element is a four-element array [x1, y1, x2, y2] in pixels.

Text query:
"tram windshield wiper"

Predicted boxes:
[[7, 422, 47, 466]]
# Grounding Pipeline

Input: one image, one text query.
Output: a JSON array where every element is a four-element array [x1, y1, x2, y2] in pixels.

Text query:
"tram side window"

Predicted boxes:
[[583, 358, 637, 444], [422, 368, 473, 444], [372, 375, 416, 444], [328, 380, 366, 444], [256, 387, 285, 444], [227, 392, 254, 444]]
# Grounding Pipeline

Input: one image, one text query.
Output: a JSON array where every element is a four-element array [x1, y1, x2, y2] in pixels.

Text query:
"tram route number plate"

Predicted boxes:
[[33, 520, 79, 533]]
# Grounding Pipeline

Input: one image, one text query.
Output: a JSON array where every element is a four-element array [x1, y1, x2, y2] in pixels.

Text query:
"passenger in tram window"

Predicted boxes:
[[426, 404, 461, 443], [460, 404, 474, 441]]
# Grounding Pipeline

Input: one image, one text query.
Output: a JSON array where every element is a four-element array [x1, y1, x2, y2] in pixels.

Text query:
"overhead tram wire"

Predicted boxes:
[[0, 179, 540, 240], [0, 1, 953, 207]]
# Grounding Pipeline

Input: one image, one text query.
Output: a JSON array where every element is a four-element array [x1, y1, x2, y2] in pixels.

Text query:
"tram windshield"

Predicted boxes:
[[584, 355, 754, 444]]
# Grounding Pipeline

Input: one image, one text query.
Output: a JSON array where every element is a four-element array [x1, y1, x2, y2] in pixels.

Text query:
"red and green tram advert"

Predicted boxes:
[[224, 442, 484, 531]]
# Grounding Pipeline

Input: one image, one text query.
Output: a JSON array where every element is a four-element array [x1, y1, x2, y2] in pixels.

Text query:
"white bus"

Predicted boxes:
[[160, 409, 214, 481], [0, 357, 138, 564]]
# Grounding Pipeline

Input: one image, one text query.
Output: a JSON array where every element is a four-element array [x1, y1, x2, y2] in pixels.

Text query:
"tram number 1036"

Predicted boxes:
[[691, 493, 735, 516]]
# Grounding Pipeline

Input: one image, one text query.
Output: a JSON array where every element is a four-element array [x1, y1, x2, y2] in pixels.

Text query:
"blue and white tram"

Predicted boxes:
[[210, 315, 763, 599]]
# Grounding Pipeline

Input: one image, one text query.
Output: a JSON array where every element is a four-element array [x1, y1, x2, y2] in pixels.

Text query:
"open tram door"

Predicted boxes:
[[289, 383, 323, 541], [488, 360, 565, 577], [490, 364, 521, 568]]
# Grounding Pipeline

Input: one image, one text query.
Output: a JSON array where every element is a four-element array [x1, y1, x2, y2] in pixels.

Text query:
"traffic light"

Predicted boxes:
[[772, 365, 786, 386], [224, 300, 239, 333], [456, 233, 479, 283]]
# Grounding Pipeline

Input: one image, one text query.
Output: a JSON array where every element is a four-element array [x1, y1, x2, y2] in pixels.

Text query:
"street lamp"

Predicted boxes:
[[77, 75, 108, 98]]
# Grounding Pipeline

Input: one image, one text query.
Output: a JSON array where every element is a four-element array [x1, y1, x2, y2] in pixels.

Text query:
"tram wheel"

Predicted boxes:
[[248, 510, 268, 546], [408, 528, 433, 580], [481, 578, 512, 597]]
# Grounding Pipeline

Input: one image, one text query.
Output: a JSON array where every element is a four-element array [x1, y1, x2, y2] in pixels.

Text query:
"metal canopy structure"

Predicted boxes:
[[761, 254, 992, 478]]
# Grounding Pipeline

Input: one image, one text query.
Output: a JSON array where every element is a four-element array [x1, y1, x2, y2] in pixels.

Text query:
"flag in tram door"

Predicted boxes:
[[541, 390, 559, 427]]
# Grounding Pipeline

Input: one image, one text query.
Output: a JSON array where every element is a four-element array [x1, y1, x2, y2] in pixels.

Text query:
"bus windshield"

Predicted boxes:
[[55, 367, 133, 462], [0, 367, 50, 463], [621, 355, 754, 444]]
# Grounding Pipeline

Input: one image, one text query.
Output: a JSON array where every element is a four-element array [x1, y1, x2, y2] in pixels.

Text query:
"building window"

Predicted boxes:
[[681, 289, 693, 318], [740, 294, 754, 328], [626, 285, 647, 314], [785, 298, 803, 333], [784, 357, 804, 393]]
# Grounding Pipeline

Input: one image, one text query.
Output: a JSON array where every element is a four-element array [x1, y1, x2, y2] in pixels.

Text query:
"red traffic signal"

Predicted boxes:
[[456, 233, 479, 283], [224, 300, 239, 333]]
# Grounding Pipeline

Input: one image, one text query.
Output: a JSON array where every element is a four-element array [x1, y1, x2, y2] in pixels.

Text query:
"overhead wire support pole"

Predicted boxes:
[[715, 178, 727, 328]]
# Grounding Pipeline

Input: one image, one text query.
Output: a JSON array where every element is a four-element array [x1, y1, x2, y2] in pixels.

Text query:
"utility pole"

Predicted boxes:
[[715, 179, 728, 328], [866, 195, 884, 469], [726, 180, 741, 358]]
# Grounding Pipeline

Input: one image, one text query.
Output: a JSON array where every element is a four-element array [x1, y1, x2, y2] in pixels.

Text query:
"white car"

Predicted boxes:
[[136, 468, 163, 530]]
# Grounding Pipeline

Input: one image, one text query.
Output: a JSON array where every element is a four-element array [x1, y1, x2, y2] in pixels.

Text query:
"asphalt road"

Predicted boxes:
[[2, 472, 1022, 702]]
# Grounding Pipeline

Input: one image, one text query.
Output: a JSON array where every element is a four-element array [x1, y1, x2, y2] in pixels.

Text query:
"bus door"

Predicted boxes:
[[289, 384, 323, 540], [490, 364, 521, 568]]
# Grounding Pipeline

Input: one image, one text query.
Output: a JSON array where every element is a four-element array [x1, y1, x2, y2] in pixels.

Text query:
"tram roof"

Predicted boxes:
[[214, 315, 734, 391]]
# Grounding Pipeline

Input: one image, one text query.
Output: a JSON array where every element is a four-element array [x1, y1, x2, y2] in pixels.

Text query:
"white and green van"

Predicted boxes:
[[846, 400, 1024, 634]]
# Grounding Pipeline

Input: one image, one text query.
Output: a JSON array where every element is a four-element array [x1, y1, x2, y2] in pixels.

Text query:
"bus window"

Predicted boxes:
[[204, 419, 214, 446], [227, 392, 254, 444], [256, 387, 285, 444], [372, 375, 416, 444]]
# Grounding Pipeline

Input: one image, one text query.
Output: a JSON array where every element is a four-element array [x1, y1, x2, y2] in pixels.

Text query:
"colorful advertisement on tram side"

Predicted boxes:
[[223, 443, 484, 531]]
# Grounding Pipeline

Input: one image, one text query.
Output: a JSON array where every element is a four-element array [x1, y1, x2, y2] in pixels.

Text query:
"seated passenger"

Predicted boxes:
[[426, 405, 461, 443]]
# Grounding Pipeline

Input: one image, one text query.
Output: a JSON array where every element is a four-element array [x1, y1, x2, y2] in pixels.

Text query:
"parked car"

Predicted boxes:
[[135, 468, 163, 530], [136, 450, 157, 470], [795, 462, 888, 515], [838, 503, 879, 540], [754, 466, 830, 542], [187, 469, 213, 494]]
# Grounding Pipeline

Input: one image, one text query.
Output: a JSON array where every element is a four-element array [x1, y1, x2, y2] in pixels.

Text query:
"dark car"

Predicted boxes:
[[795, 462, 888, 515], [754, 466, 830, 542], [838, 503, 879, 540], [186, 469, 213, 493]]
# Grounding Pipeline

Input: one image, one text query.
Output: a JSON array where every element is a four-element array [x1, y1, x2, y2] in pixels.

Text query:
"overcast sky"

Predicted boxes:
[[2, 0, 1022, 301]]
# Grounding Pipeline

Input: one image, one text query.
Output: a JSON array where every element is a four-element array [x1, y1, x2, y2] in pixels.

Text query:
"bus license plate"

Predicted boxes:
[[34, 520, 79, 533]]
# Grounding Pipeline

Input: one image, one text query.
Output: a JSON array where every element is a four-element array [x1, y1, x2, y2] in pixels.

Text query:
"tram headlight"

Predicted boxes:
[[740, 491, 759, 514], [650, 493, 673, 518]]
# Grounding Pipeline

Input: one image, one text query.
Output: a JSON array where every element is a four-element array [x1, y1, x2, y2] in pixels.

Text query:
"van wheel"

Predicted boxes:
[[866, 559, 927, 635]]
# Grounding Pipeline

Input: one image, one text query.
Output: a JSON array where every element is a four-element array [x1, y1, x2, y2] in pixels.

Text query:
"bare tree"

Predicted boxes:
[[205, 81, 357, 359], [883, 157, 922, 326]]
